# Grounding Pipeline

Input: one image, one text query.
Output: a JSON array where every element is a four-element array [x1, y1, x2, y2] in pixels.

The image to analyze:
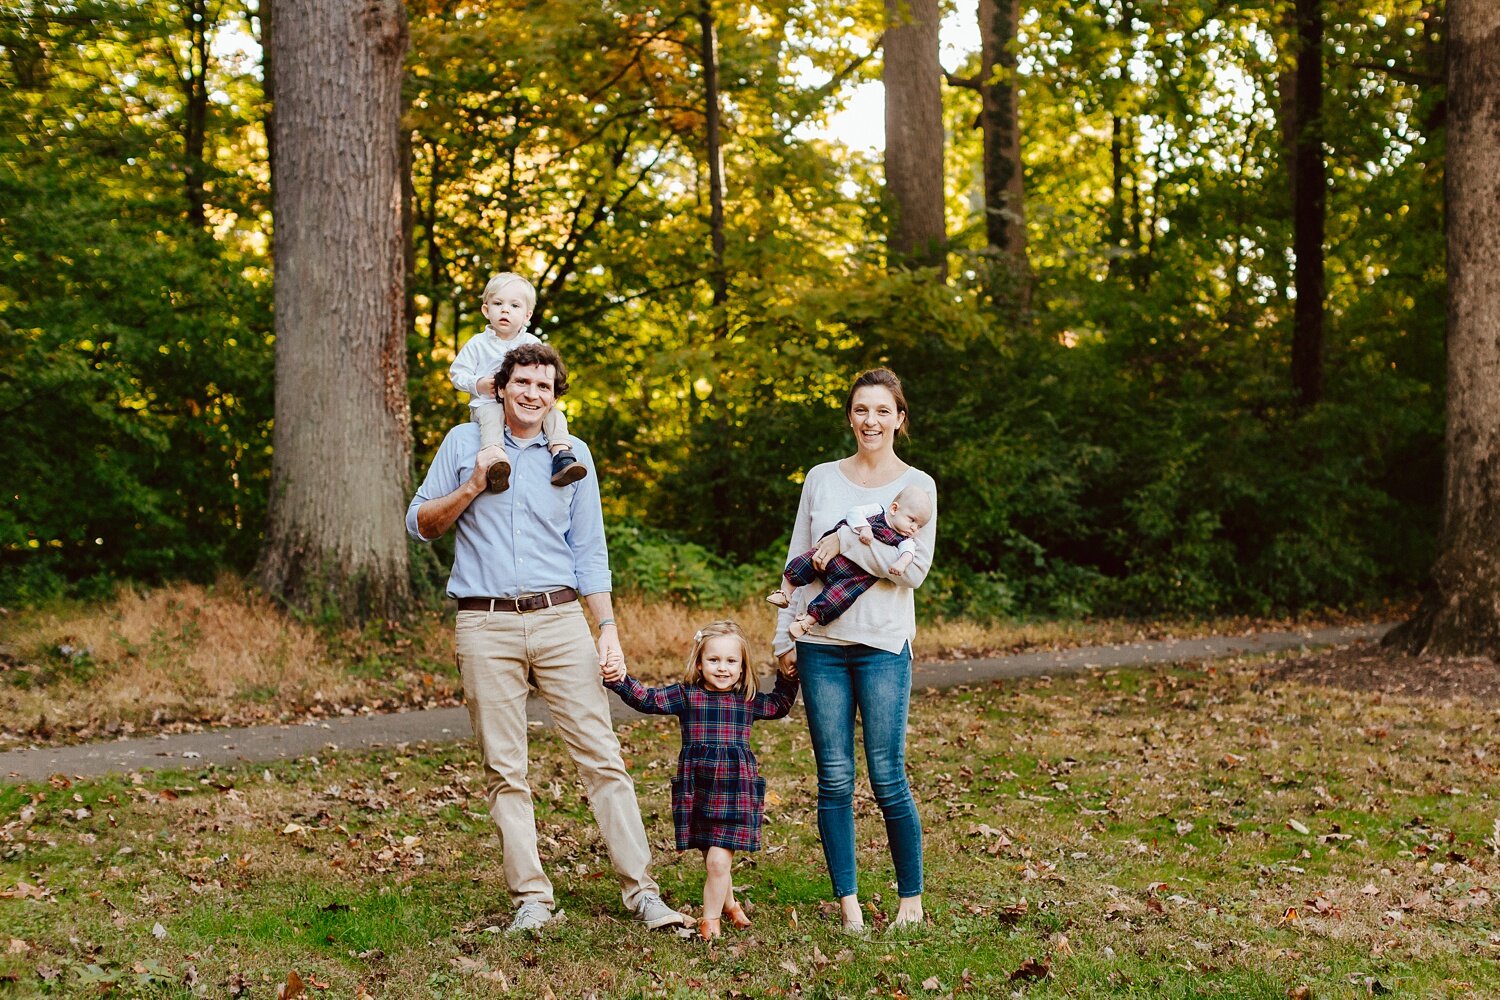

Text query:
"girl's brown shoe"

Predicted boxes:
[[723, 901, 752, 929]]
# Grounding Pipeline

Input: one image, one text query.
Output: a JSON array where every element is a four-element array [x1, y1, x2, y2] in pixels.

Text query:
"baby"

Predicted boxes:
[[767, 484, 933, 638]]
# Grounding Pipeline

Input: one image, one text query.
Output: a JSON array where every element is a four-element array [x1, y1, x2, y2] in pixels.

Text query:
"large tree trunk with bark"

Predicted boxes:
[[257, 0, 413, 620], [1289, 0, 1325, 406], [1385, 0, 1500, 657], [883, 0, 946, 275]]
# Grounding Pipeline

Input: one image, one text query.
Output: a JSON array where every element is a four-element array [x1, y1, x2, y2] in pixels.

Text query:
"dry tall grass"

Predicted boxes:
[[0, 579, 358, 738], [0, 579, 1380, 742], [611, 595, 783, 681]]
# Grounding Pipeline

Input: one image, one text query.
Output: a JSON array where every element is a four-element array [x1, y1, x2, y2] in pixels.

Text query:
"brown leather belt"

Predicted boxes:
[[456, 588, 579, 614]]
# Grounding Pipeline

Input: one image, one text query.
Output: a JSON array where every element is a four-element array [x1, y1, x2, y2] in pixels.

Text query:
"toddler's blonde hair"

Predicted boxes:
[[481, 271, 537, 312]]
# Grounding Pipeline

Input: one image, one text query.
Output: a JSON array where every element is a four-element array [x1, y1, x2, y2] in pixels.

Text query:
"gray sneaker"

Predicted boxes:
[[506, 901, 553, 935], [633, 892, 689, 930]]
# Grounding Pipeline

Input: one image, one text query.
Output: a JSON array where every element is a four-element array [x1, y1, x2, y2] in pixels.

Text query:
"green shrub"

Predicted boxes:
[[607, 520, 771, 606]]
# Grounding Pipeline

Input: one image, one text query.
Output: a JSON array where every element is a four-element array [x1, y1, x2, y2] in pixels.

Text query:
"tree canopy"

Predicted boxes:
[[1, 0, 1448, 619]]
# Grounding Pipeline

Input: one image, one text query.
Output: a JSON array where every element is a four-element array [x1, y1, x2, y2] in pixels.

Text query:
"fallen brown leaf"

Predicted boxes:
[[1009, 957, 1050, 982]]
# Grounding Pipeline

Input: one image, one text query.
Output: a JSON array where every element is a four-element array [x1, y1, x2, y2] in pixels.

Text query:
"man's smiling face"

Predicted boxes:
[[501, 363, 557, 437]]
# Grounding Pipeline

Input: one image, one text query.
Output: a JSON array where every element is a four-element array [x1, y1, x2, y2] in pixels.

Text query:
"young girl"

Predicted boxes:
[[601, 620, 799, 940]]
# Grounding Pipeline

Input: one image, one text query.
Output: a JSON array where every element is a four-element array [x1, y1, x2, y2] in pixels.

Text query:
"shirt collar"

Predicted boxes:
[[502, 425, 549, 449]]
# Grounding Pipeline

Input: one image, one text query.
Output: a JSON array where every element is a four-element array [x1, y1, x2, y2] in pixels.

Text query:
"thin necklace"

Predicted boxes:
[[847, 457, 899, 486]]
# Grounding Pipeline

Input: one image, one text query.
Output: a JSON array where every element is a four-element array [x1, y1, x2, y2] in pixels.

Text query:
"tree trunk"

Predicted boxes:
[[699, 1, 728, 310], [257, 0, 413, 620], [1106, 112, 1127, 277], [257, 0, 275, 201], [179, 0, 210, 228], [883, 0, 947, 275], [2, 9, 50, 90], [977, 0, 1025, 265], [1386, 1, 1500, 658], [1290, 0, 1325, 406], [400, 125, 417, 341]]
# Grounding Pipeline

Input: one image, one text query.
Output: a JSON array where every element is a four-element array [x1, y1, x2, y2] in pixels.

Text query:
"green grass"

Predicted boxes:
[[2, 659, 1496, 998]]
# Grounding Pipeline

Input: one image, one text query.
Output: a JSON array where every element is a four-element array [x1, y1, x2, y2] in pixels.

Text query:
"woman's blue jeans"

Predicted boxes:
[[797, 640, 923, 899]]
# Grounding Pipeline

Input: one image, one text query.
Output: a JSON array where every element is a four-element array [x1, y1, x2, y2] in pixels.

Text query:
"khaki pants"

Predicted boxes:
[[455, 602, 657, 910], [475, 401, 568, 451]]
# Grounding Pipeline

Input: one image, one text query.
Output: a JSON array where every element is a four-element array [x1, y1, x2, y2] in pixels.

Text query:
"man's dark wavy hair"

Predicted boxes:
[[494, 342, 569, 400]]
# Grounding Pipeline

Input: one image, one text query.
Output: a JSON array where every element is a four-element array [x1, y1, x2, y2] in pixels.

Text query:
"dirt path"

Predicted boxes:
[[0, 623, 1388, 783]]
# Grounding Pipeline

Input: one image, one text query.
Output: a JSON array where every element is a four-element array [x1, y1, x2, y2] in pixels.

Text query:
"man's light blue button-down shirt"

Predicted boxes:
[[406, 423, 611, 598]]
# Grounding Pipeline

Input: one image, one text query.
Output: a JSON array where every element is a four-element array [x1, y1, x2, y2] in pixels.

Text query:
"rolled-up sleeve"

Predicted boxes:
[[773, 480, 817, 656], [566, 440, 612, 595], [406, 427, 464, 542]]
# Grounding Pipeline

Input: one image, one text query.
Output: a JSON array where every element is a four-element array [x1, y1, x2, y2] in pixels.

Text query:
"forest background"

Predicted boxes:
[[0, 0, 1447, 623]]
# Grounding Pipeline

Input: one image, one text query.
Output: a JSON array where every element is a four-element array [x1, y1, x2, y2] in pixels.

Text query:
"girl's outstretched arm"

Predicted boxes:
[[750, 673, 800, 720], [605, 675, 689, 716]]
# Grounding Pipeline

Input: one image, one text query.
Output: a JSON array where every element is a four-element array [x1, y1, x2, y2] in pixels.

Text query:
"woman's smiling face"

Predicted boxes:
[[848, 385, 905, 454]]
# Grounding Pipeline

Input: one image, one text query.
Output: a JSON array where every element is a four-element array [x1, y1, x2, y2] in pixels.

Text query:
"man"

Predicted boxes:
[[406, 342, 687, 934]]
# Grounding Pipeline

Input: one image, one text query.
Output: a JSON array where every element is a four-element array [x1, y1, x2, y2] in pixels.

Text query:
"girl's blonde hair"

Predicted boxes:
[[683, 620, 757, 701]]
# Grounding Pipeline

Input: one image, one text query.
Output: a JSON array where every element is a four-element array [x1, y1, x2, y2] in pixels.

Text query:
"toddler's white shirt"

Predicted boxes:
[[449, 327, 544, 408]]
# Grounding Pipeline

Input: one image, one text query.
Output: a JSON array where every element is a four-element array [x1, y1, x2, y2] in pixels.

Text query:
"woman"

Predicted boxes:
[[773, 367, 937, 932]]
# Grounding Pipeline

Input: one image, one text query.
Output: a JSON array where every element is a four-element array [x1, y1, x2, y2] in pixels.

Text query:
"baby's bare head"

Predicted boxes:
[[888, 485, 933, 536]]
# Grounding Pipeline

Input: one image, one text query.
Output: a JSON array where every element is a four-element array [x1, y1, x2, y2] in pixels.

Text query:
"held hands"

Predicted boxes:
[[856, 525, 874, 545], [776, 648, 798, 679], [597, 624, 625, 683], [811, 531, 842, 571]]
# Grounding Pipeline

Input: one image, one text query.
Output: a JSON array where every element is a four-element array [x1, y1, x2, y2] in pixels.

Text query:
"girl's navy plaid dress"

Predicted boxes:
[[606, 674, 799, 852]]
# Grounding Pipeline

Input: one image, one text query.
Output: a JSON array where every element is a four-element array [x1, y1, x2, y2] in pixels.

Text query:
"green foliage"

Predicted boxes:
[[607, 520, 770, 606], [1, 1, 272, 603], [0, 170, 273, 602], [3, 0, 1448, 618]]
